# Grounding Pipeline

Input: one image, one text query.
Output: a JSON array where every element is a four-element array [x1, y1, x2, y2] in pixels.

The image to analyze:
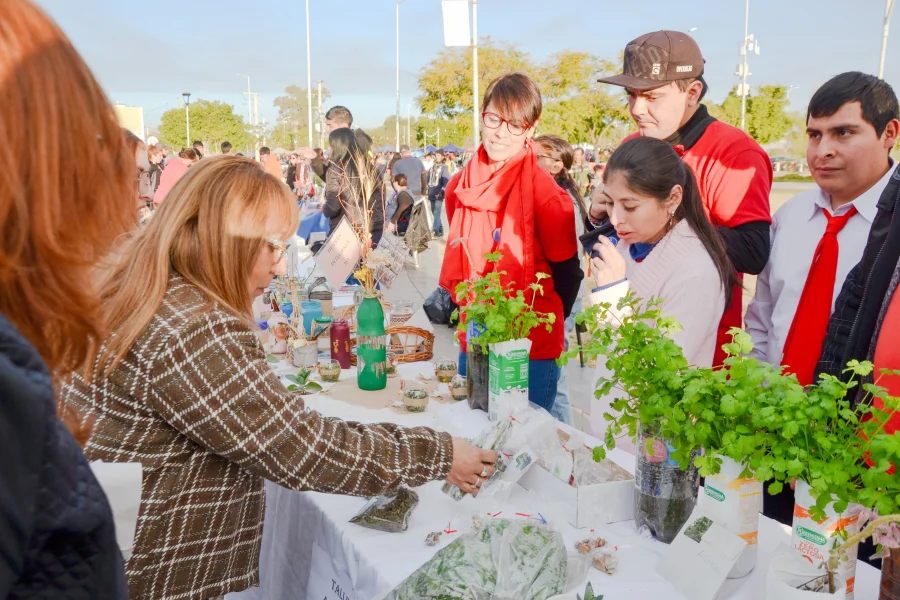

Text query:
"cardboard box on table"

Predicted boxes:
[[518, 455, 634, 529]]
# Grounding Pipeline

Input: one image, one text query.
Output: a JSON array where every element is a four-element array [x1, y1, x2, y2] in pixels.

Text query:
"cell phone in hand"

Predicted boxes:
[[578, 220, 619, 259]]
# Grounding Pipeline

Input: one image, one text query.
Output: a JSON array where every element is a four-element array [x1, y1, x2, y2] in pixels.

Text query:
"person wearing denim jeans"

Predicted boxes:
[[427, 150, 451, 237]]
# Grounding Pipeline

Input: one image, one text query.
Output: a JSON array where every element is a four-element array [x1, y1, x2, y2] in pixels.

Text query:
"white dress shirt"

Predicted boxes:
[[745, 163, 895, 366]]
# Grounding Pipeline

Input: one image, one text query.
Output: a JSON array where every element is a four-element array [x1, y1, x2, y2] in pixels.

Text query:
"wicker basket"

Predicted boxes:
[[349, 325, 434, 366]]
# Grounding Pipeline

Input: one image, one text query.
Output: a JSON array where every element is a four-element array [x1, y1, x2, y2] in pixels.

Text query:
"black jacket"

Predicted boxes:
[[0, 315, 127, 599], [817, 162, 900, 382], [322, 161, 385, 235]]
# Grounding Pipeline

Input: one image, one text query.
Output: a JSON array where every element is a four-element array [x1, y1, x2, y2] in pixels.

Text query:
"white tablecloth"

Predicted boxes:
[[227, 362, 881, 600]]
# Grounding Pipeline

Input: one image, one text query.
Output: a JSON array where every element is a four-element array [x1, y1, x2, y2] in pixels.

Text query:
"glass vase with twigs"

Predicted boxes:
[[336, 148, 389, 390]]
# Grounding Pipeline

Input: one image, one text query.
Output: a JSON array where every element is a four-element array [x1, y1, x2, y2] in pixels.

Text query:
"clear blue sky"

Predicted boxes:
[[36, 0, 900, 131]]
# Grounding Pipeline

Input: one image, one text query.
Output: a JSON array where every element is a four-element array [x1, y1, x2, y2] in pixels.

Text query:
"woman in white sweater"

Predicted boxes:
[[587, 137, 738, 441]]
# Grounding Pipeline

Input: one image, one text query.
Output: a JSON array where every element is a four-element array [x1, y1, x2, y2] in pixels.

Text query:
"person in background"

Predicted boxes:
[[534, 134, 591, 426], [745, 72, 899, 526], [154, 147, 199, 205], [427, 149, 451, 237], [159, 144, 170, 166], [591, 163, 605, 193], [440, 72, 582, 413], [387, 151, 402, 175], [392, 144, 427, 200], [569, 147, 593, 196], [0, 1, 133, 596], [446, 151, 458, 175], [221, 140, 233, 155], [147, 143, 164, 192], [596, 30, 773, 365], [588, 137, 736, 442], [304, 105, 372, 179], [375, 152, 388, 179], [62, 157, 497, 600], [388, 173, 415, 235], [124, 130, 155, 226], [192, 140, 204, 159], [323, 128, 385, 246], [258, 146, 283, 180], [285, 152, 299, 192], [422, 152, 435, 172]]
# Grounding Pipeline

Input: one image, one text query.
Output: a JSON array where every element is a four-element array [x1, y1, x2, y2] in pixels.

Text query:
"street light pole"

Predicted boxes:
[[182, 92, 191, 148], [407, 103, 411, 148], [306, 0, 313, 147], [472, 0, 479, 148], [880, 0, 896, 78], [740, 0, 749, 131], [396, 0, 407, 151], [238, 74, 251, 126]]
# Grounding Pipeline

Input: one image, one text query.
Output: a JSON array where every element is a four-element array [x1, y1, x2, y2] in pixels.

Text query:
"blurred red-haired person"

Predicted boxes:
[[154, 147, 199, 205], [0, 0, 134, 596]]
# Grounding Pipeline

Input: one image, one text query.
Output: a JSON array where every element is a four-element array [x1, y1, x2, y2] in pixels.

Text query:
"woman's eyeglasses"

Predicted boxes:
[[267, 238, 290, 262], [481, 111, 529, 136]]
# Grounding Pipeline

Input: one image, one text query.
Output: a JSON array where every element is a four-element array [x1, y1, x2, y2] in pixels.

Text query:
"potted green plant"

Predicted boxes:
[[285, 369, 323, 395], [677, 329, 784, 577], [745, 360, 900, 597], [561, 292, 702, 543], [452, 250, 555, 415]]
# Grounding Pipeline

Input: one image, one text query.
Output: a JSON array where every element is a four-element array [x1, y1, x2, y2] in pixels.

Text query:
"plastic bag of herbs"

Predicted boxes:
[[384, 518, 567, 600], [349, 487, 418, 533]]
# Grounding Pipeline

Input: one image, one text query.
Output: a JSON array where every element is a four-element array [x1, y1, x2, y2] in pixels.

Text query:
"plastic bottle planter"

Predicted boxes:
[[356, 295, 387, 391], [700, 454, 762, 578], [466, 343, 490, 412], [882, 547, 900, 600], [791, 480, 860, 599], [633, 423, 700, 544]]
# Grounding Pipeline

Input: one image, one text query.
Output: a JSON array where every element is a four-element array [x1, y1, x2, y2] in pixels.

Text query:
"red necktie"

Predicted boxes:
[[781, 206, 858, 385]]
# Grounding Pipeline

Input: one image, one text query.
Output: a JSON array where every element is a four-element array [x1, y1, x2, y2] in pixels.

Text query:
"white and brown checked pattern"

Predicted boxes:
[[62, 276, 453, 600]]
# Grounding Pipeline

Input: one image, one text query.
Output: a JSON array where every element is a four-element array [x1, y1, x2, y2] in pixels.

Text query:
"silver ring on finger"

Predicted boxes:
[[480, 466, 489, 478], [474, 476, 482, 489]]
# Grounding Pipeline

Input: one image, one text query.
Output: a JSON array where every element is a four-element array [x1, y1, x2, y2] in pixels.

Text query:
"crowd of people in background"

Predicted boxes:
[[3, 0, 900, 597]]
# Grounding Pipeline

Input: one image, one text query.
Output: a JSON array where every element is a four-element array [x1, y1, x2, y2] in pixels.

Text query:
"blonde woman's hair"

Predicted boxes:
[[96, 156, 299, 374]]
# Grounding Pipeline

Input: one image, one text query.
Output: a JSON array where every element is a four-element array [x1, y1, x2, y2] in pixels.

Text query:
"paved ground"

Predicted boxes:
[[383, 181, 816, 434]]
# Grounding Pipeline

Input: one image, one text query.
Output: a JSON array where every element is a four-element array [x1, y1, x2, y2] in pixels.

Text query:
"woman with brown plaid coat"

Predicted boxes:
[[62, 157, 498, 600]]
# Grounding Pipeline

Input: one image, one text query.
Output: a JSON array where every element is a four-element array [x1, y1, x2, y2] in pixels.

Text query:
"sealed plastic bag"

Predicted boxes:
[[385, 519, 567, 600], [349, 487, 418, 533], [443, 418, 514, 500]]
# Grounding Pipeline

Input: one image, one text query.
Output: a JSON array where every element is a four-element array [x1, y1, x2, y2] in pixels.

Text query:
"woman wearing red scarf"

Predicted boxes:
[[440, 73, 581, 412]]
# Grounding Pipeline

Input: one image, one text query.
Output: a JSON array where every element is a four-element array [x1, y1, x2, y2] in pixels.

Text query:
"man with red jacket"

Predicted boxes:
[[594, 30, 773, 363]]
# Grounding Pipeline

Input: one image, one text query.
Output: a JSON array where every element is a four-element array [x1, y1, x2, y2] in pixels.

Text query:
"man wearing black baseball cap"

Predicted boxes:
[[594, 30, 773, 364]]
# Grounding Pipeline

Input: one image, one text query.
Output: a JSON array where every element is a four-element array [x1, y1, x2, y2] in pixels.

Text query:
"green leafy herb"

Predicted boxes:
[[452, 251, 555, 352], [285, 368, 323, 395]]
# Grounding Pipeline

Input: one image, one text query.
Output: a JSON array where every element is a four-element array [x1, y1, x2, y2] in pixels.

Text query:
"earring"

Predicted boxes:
[[668, 209, 676, 230]]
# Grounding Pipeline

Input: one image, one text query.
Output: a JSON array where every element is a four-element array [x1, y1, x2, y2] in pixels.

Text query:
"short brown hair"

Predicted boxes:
[[675, 76, 708, 101], [148, 144, 164, 160], [393, 173, 408, 186], [480, 72, 542, 128]]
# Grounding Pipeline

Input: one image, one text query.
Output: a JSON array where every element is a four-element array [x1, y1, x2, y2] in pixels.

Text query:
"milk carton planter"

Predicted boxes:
[[790, 481, 860, 599], [701, 454, 762, 578], [450, 250, 555, 415], [488, 339, 531, 422]]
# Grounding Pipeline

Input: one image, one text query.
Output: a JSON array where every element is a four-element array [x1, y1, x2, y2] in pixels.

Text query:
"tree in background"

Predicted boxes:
[[418, 37, 533, 145], [159, 99, 251, 153], [417, 43, 631, 150], [706, 85, 793, 145], [536, 51, 632, 150], [272, 84, 331, 149]]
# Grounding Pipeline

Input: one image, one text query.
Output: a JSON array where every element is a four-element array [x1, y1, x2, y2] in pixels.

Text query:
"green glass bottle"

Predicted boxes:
[[356, 295, 387, 391]]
